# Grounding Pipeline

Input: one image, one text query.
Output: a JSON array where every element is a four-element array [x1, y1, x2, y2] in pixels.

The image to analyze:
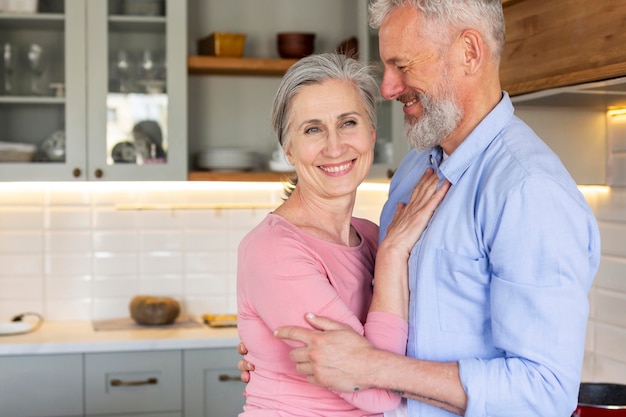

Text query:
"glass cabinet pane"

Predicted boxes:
[[106, 0, 168, 166], [0, 1, 67, 164]]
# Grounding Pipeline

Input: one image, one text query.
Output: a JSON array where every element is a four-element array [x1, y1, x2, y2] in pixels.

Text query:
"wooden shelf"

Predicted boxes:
[[188, 56, 299, 76], [188, 171, 294, 182]]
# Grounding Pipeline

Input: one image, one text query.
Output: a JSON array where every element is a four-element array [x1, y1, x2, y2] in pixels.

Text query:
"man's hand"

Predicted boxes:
[[274, 313, 375, 392], [237, 341, 254, 383]]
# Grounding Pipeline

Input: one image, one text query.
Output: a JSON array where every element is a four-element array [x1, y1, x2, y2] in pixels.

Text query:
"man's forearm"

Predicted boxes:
[[360, 348, 467, 415]]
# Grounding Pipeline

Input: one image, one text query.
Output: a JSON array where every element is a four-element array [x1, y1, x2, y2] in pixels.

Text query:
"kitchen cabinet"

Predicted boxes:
[[186, 0, 408, 182], [501, 0, 626, 97], [0, 347, 243, 417], [184, 348, 246, 417], [0, 353, 83, 417], [0, 0, 187, 181]]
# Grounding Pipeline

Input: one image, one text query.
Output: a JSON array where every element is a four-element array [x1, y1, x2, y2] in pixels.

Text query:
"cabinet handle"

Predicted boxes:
[[218, 374, 242, 382], [110, 377, 158, 387], [72, 168, 81, 178], [94, 168, 103, 178]]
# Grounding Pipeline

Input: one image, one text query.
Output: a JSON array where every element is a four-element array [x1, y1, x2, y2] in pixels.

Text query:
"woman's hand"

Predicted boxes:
[[237, 341, 254, 383], [383, 168, 450, 255]]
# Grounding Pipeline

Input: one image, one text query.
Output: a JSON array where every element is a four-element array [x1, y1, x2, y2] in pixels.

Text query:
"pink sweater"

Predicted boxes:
[[237, 213, 408, 417]]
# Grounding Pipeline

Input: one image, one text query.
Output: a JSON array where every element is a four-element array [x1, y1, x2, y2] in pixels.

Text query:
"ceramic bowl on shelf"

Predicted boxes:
[[196, 148, 256, 172], [277, 32, 315, 58]]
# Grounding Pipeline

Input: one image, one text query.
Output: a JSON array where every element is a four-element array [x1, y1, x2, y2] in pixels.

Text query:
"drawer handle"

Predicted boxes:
[[110, 377, 158, 387], [218, 374, 241, 382]]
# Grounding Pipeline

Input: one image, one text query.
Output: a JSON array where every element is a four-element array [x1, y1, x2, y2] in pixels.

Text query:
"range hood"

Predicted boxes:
[[511, 76, 626, 111]]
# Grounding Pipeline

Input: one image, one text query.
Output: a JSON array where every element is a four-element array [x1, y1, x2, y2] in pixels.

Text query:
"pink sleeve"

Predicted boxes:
[[242, 235, 365, 346], [335, 311, 408, 412]]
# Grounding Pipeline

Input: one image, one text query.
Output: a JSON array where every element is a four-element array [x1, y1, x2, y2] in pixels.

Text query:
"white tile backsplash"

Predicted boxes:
[[0, 207, 44, 230]]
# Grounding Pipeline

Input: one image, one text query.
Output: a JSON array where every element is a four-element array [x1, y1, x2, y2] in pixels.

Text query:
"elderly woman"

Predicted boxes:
[[236, 53, 449, 417]]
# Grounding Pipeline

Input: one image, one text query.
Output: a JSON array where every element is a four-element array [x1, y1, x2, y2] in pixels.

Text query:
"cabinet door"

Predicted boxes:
[[85, 350, 183, 415], [0, 353, 83, 417], [86, 0, 187, 181], [184, 348, 246, 417], [0, 0, 88, 181]]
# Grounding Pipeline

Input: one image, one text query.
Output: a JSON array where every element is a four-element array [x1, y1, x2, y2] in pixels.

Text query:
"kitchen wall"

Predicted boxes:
[[0, 181, 387, 322]]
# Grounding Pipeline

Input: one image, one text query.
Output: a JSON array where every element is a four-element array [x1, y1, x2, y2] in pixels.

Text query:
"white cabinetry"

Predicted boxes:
[[183, 348, 246, 417], [0, 0, 187, 181], [186, 0, 407, 181], [0, 354, 83, 417], [0, 347, 244, 417]]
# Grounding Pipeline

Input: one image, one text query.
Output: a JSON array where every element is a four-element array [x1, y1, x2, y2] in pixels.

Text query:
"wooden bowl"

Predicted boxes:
[[277, 32, 315, 58]]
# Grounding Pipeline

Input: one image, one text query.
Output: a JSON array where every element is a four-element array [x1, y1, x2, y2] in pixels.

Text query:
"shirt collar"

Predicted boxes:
[[438, 92, 515, 185]]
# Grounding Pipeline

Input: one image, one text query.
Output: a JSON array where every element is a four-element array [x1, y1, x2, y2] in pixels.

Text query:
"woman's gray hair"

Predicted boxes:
[[271, 53, 379, 149], [368, 0, 505, 62]]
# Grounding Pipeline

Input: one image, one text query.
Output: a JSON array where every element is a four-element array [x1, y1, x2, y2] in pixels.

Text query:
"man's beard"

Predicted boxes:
[[404, 86, 462, 151]]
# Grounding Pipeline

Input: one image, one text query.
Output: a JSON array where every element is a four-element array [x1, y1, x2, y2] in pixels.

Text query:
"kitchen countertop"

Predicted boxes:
[[0, 319, 240, 356]]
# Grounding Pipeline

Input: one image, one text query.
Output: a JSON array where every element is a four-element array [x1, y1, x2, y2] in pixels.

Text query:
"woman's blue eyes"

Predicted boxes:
[[304, 120, 357, 134]]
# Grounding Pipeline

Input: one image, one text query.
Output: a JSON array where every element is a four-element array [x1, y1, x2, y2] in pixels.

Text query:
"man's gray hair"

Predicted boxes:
[[369, 0, 505, 61]]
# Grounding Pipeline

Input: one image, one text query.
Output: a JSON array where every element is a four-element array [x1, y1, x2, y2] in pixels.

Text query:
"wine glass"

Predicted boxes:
[[3, 43, 14, 95], [27, 43, 44, 95], [116, 50, 131, 93], [140, 50, 155, 81]]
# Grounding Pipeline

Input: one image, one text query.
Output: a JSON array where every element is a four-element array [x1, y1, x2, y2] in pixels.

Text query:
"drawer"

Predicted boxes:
[[85, 350, 182, 415]]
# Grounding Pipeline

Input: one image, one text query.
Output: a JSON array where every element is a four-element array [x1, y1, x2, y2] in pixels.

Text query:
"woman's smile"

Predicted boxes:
[[319, 159, 356, 174]]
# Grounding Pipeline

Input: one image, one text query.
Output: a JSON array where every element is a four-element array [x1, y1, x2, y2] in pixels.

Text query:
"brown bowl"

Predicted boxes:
[[277, 32, 315, 58]]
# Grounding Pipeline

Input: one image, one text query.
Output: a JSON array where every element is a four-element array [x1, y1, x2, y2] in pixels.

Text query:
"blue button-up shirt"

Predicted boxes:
[[379, 93, 600, 417]]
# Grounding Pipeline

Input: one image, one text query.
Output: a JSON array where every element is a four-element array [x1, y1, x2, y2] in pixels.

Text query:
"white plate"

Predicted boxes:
[[0, 321, 31, 335]]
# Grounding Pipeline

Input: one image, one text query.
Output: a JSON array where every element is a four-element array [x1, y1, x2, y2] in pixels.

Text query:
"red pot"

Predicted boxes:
[[573, 383, 626, 417]]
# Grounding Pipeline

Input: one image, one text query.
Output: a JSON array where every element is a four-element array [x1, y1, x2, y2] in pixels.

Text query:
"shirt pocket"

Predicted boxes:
[[435, 248, 490, 334]]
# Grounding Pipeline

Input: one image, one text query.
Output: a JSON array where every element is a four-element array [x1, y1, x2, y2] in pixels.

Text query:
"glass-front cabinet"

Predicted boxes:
[[0, 0, 186, 181]]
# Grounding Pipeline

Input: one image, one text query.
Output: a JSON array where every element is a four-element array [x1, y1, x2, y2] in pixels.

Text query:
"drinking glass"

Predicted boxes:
[[27, 43, 44, 95], [3, 43, 14, 95], [116, 50, 132, 93]]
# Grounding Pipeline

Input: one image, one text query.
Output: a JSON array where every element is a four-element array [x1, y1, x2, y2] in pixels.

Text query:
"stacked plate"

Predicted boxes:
[[196, 148, 256, 172]]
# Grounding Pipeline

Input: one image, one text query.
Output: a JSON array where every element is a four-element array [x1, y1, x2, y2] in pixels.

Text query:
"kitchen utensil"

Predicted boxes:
[[573, 383, 626, 416], [198, 32, 246, 57], [277, 32, 315, 58]]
